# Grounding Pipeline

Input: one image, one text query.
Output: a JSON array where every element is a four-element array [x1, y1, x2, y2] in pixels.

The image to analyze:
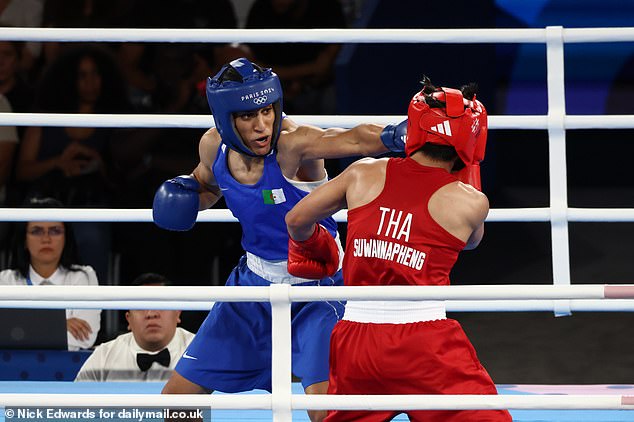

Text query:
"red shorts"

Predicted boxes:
[[325, 318, 512, 422]]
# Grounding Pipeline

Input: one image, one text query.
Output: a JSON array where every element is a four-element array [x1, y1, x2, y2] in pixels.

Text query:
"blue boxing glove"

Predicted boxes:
[[152, 175, 200, 231], [380, 119, 407, 153]]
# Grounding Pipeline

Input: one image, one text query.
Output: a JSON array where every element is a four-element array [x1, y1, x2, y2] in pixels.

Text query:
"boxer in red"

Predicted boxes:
[[285, 76, 512, 421]]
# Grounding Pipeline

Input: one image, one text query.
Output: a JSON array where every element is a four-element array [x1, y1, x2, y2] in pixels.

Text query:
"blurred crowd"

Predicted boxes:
[[0, 0, 355, 302]]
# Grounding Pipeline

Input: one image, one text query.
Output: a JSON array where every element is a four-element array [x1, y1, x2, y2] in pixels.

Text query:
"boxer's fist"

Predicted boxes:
[[380, 119, 407, 153], [473, 99, 488, 163], [457, 100, 487, 191], [152, 175, 200, 231], [288, 224, 339, 279]]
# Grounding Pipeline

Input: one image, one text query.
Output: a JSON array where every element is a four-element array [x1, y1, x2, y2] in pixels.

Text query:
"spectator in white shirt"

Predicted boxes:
[[75, 273, 195, 382], [0, 197, 101, 350]]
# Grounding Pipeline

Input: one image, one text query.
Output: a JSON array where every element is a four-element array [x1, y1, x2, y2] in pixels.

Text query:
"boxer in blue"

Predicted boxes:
[[152, 58, 406, 421]]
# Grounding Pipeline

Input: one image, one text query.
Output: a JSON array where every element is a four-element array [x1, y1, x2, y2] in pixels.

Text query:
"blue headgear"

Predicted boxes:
[[206, 58, 283, 156]]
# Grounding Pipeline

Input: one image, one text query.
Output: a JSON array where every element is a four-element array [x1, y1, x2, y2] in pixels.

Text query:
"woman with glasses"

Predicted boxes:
[[0, 197, 101, 350]]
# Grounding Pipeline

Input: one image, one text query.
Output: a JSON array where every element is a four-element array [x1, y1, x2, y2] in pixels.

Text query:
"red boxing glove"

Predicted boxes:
[[288, 224, 339, 279], [456, 98, 487, 191], [456, 164, 481, 191], [472, 98, 488, 164]]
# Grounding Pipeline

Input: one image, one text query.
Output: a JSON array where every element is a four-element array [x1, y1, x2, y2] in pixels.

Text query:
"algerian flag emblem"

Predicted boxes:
[[262, 188, 286, 204]]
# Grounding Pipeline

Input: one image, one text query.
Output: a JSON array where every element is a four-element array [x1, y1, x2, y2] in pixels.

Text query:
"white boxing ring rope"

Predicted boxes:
[[0, 26, 634, 43], [1, 25, 634, 419], [4, 207, 634, 223], [1, 286, 634, 414], [2, 284, 634, 304], [1, 393, 634, 411], [1, 285, 634, 413], [2, 284, 634, 312], [2, 285, 634, 314], [1, 113, 634, 129]]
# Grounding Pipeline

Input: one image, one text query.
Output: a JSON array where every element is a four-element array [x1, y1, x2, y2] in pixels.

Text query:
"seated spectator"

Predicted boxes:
[[245, 0, 347, 115], [34, 1, 115, 84], [0, 37, 34, 211], [0, 1, 44, 74], [0, 38, 35, 134], [75, 273, 195, 382], [16, 45, 128, 204], [107, 0, 239, 113], [0, 197, 101, 350], [0, 93, 18, 246], [115, 42, 157, 112], [16, 44, 129, 282]]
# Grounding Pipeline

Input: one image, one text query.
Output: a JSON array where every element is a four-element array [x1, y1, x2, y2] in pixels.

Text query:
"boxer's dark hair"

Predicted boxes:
[[420, 143, 459, 162], [460, 83, 478, 101]]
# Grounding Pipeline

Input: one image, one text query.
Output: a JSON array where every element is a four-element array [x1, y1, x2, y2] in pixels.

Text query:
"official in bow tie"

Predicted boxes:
[[137, 348, 171, 372], [75, 273, 195, 382]]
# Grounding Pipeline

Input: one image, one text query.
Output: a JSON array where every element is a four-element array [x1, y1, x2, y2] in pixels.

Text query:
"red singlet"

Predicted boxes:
[[326, 158, 511, 422], [343, 157, 464, 287]]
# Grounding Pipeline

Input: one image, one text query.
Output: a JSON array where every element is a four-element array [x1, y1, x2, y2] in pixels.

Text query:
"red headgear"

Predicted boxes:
[[405, 87, 488, 166]]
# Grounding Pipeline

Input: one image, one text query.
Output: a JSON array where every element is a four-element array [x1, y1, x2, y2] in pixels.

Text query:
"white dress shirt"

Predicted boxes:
[[74, 327, 195, 382], [0, 265, 102, 350]]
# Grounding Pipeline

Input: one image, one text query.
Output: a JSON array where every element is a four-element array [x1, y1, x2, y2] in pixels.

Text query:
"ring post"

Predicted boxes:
[[546, 25, 572, 317], [270, 284, 293, 421]]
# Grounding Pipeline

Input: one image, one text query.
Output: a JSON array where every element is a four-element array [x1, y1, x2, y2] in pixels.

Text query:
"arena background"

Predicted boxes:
[[332, 0, 634, 386], [1, 0, 633, 386]]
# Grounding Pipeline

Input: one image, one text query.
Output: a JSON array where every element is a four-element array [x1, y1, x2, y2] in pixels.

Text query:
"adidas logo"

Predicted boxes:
[[430, 120, 452, 136]]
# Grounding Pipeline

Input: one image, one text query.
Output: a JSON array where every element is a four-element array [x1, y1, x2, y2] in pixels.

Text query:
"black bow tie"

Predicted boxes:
[[136, 348, 170, 372]]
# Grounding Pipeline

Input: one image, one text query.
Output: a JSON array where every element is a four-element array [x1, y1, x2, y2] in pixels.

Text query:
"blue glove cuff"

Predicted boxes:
[[380, 121, 406, 153], [171, 175, 200, 191]]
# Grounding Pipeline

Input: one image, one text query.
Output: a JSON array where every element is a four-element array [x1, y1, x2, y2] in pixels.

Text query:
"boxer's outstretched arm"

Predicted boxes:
[[282, 120, 406, 162], [286, 168, 350, 241], [286, 159, 348, 279]]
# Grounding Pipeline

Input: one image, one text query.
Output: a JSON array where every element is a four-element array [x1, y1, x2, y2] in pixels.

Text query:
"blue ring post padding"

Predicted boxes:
[[0, 350, 91, 381]]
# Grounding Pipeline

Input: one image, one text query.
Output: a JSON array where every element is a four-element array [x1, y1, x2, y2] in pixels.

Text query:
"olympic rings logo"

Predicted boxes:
[[253, 96, 268, 105]]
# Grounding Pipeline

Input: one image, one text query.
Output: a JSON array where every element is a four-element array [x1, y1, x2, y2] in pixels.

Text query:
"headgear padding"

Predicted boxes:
[[405, 86, 487, 166], [207, 58, 283, 156]]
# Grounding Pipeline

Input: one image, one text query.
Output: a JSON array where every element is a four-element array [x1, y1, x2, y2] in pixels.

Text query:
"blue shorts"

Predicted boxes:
[[175, 255, 344, 393]]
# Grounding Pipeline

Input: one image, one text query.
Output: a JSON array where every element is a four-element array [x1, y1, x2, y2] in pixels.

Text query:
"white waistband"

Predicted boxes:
[[246, 233, 344, 285], [343, 300, 447, 324]]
